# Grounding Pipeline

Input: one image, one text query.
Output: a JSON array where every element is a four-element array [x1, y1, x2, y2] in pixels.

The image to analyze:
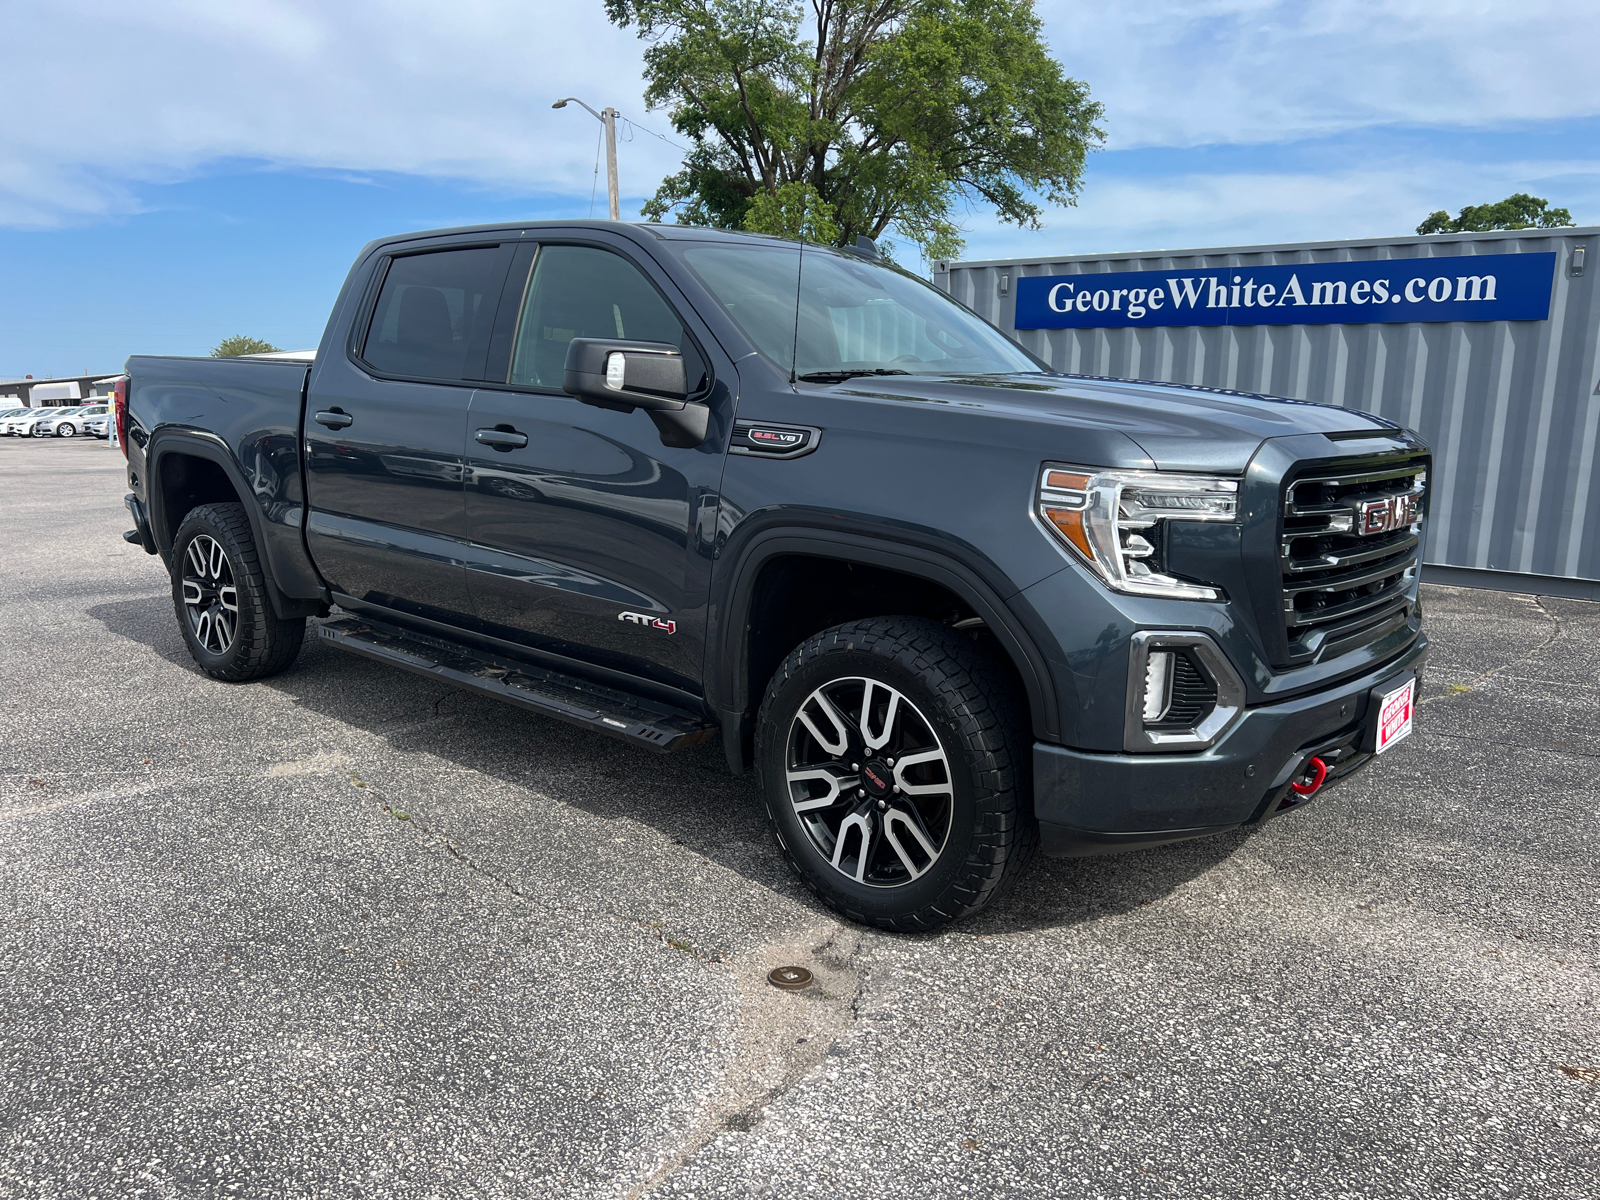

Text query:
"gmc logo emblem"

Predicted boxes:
[[1356, 493, 1421, 537]]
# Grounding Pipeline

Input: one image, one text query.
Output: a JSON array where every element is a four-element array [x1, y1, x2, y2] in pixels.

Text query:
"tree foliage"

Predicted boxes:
[[604, 0, 1104, 260], [211, 335, 282, 357], [1417, 193, 1574, 236]]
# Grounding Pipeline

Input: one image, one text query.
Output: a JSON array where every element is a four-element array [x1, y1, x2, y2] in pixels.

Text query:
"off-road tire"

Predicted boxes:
[[755, 616, 1037, 932], [170, 503, 305, 681]]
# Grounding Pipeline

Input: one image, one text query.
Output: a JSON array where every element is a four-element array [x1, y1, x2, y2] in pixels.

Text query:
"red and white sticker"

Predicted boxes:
[[1374, 677, 1415, 753]]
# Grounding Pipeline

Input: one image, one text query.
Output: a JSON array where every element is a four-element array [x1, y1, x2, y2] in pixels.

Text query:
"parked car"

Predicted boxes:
[[84, 412, 111, 438], [119, 220, 1429, 931], [5, 408, 67, 437], [41, 404, 109, 438]]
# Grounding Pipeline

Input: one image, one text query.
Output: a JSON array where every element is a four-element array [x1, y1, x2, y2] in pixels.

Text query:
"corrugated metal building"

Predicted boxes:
[[936, 227, 1599, 599]]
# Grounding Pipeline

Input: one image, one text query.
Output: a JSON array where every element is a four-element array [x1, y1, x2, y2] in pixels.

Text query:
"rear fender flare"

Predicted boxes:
[[145, 429, 324, 620]]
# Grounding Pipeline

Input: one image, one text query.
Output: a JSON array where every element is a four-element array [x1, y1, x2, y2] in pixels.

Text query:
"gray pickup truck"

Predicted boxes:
[[117, 220, 1429, 930]]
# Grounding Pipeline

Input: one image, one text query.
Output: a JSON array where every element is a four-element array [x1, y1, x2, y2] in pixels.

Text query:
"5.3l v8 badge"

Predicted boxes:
[[619, 611, 676, 634]]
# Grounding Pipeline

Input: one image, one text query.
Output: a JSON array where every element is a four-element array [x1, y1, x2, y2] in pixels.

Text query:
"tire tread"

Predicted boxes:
[[171, 502, 304, 682], [755, 616, 1037, 932]]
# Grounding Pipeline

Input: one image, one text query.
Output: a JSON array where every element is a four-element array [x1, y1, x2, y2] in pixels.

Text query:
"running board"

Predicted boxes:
[[317, 618, 716, 753]]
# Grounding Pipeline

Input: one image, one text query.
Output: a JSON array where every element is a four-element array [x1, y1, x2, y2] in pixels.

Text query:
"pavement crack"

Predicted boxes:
[[1421, 593, 1566, 705], [623, 926, 865, 1199], [348, 774, 530, 900]]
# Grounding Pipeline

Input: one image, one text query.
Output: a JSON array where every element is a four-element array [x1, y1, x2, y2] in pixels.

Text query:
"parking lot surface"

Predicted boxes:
[[2, 437, 1596, 1199]]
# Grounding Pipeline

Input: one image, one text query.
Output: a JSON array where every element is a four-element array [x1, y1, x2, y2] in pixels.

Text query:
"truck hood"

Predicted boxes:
[[832, 372, 1396, 473]]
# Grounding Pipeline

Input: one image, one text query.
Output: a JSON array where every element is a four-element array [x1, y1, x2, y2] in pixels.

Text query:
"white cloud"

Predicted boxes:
[[0, 0, 684, 228], [3, 0, 1596, 233], [1043, 0, 1600, 148], [954, 152, 1600, 262]]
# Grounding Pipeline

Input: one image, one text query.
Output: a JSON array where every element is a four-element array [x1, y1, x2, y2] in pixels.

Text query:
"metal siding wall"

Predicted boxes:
[[942, 229, 1600, 583]]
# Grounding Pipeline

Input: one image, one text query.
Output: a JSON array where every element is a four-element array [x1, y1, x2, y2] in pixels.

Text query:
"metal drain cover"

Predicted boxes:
[[767, 965, 814, 991]]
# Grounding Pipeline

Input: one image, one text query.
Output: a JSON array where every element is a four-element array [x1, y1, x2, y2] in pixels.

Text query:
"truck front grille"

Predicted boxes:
[[1280, 458, 1427, 662]]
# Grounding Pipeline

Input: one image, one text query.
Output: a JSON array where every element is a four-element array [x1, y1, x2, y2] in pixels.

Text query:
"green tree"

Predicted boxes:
[[604, 0, 1104, 260], [210, 335, 282, 357], [1417, 193, 1574, 236]]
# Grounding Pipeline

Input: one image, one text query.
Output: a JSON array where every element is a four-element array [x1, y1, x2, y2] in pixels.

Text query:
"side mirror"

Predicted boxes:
[[562, 338, 709, 448]]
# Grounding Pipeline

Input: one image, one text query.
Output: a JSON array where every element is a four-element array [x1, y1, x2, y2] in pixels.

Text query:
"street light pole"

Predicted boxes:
[[553, 97, 621, 221]]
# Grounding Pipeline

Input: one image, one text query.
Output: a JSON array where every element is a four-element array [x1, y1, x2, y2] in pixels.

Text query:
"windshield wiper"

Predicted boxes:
[[796, 368, 913, 384]]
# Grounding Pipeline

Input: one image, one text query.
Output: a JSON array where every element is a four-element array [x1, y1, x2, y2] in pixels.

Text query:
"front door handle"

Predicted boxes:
[[314, 409, 353, 429], [475, 427, 529, 449]]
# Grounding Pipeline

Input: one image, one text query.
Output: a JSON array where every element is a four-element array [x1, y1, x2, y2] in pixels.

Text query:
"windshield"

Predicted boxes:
[[679, 243, 1040, 379]]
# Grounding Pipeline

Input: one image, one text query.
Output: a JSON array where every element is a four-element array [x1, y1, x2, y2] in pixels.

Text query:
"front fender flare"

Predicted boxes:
[[709, 518, 1065, 772]]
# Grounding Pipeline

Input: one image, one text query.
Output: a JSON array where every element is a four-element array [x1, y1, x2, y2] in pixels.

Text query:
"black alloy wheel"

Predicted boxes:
[[756, 616, 1037, 931], [170, 502, 305, 681], [181, 533, 240, 655], [784, 676, 954, 887]]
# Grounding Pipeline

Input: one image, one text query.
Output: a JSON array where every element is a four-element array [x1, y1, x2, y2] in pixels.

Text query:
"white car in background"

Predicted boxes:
[[41, 405, 108, 438], [3, 408, 67, 437]]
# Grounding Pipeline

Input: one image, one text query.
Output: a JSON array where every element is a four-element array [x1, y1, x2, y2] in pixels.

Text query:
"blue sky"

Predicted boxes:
[[3, 0, 1596, 377]]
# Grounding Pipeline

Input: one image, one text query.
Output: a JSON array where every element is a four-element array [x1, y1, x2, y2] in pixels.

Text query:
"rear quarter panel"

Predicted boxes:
[[125, 355, 320, 601]]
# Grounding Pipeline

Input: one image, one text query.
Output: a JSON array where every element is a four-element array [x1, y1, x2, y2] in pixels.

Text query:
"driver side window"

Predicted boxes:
[[510, 245, 696, 390]]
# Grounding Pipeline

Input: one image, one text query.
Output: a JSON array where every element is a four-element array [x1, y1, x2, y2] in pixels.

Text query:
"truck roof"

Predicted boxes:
[[360, 219, 800, 257]]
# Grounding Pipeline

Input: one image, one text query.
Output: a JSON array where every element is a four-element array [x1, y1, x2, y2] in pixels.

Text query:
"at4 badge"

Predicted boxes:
[[619, 611, 677, 634]]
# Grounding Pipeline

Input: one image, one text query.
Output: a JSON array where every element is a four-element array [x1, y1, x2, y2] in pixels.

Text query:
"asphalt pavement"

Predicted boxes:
[[1, 436, 1596, 1199]]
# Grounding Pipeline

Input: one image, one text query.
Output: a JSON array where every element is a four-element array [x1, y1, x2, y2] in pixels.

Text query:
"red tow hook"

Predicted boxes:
[[1290, 756, 1329, 796]]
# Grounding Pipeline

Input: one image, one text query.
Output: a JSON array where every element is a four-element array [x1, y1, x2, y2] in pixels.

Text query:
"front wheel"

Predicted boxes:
[[57, 423, 76, 438], [170, 503, 305, 681], [755, 617, 1036, 932]]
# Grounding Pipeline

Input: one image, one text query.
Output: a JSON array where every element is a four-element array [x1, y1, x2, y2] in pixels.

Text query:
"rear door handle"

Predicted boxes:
[[314, 409, 353, 429], [475, 427, 529, 449]]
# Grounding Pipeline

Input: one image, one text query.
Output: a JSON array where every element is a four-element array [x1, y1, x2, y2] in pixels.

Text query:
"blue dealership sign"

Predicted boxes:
[[1014, 252, 1555, 330]]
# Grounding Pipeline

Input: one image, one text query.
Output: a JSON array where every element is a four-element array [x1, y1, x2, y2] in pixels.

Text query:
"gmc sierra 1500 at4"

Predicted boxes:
[[117, 220, 1428, 930]]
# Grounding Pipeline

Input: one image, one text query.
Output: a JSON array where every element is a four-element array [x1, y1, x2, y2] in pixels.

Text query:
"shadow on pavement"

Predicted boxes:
[[88, 595, 1244, 936]]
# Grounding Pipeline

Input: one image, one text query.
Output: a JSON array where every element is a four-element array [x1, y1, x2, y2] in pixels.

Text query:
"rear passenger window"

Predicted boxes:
[[509, 246, 693, 389], [363, 247, 503, 380]]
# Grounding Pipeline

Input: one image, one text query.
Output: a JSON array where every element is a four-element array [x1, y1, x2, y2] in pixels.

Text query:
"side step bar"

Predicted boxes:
[[317, 618, 716, 753]]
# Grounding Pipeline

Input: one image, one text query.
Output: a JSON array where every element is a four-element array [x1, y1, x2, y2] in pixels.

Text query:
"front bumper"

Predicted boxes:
[[1034, 632, 1428, 856]]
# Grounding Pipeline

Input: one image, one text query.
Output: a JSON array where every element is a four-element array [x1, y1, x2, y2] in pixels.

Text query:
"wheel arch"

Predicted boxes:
[[146, 430, 324, 620], [711, 524, 1063, 774]]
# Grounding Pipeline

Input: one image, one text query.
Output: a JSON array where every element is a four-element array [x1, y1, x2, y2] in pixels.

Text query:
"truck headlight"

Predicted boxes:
[[1036, 465, 1239, 601]]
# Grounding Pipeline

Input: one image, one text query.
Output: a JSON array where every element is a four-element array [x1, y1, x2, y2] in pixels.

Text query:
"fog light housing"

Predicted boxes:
[[1125, 631, 1246, 752]]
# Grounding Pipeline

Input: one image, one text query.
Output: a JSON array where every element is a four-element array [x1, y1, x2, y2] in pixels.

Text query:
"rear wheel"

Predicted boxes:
[[755, 616, 1036, 932], [170, 503, 305, 681]]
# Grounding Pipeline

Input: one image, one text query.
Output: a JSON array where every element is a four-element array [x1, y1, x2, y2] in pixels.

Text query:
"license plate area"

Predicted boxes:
[[1364, 673, 1416, 754]]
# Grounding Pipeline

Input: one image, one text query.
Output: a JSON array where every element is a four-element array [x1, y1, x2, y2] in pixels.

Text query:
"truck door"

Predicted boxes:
[[303, 242, 511, 626], [460, 237, 729, 696]]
